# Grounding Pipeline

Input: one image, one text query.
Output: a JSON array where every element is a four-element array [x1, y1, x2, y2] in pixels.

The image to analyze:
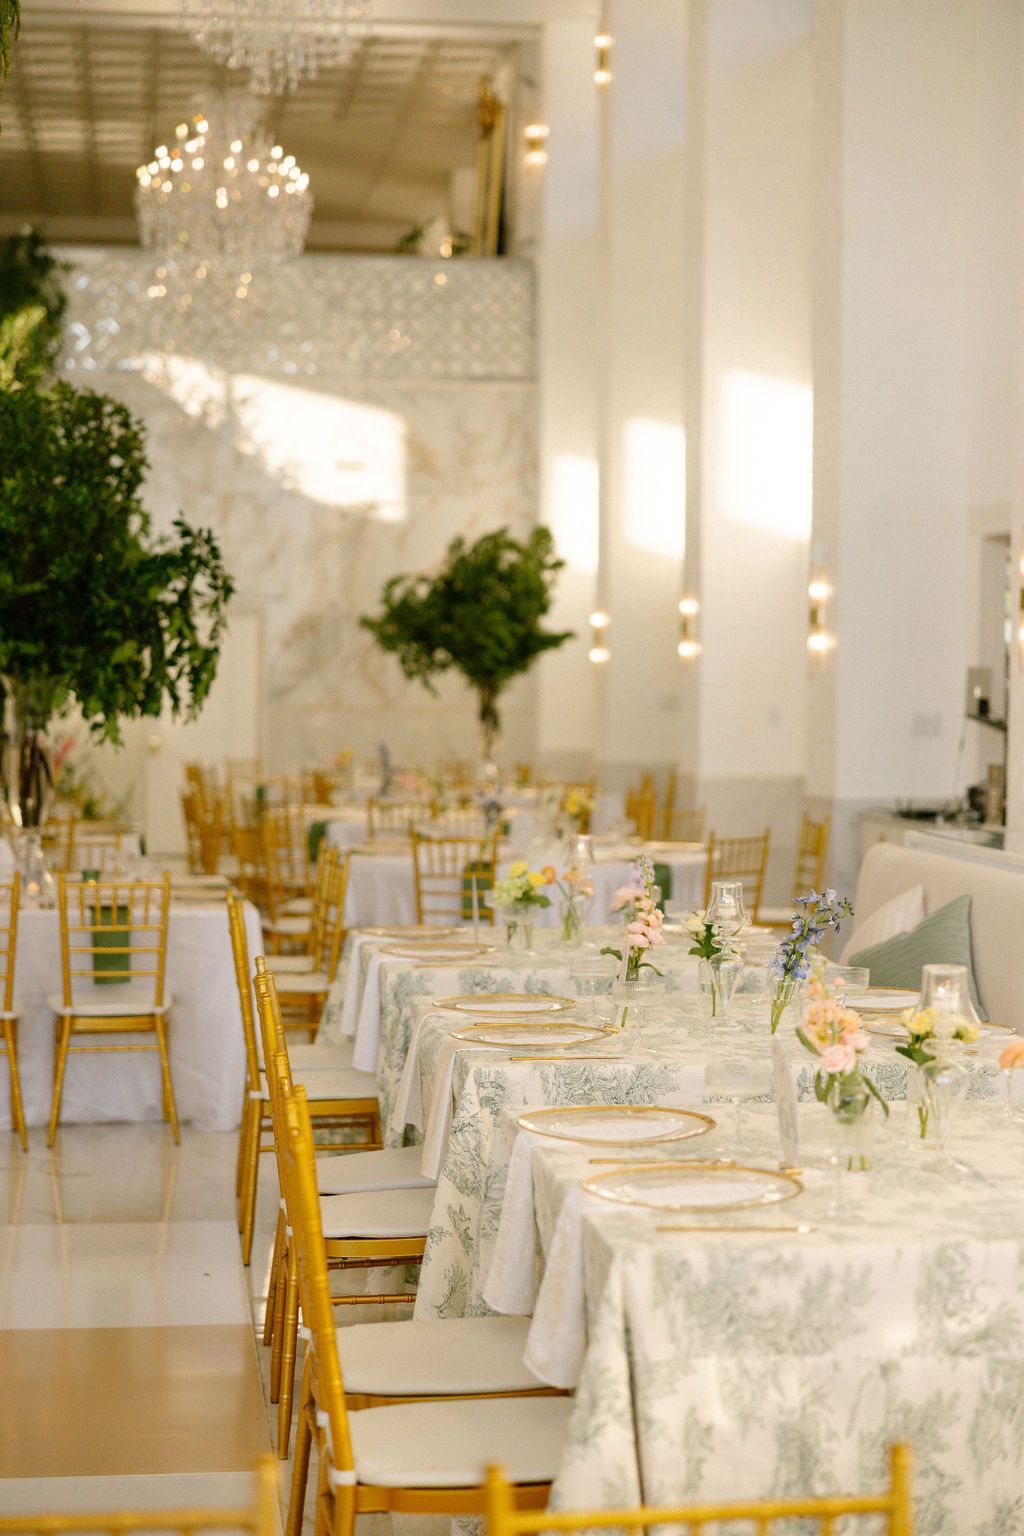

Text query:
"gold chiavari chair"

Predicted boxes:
[[631, 787, 656, 840], [255, 971, 433, 1457], [68, 826, 133, 877], [48, 873, 175, 1146], [484, 1444, 914, 1536], [277, 1079, 570, 1534], [0, 1455, 280, 1536], [660, 806, 707, 843], [0, 874, 25, 1151], [181, 788, 223, 875], [231, 822, 272, 911], [366, 797, 436, 839], [760, 812, 833, 927], [432, 805, 488, 839], [41, 815, 77, 874], [411, 830, 498, 926], [184, 760, 220, 812], [659, 768, 678, 830], [271, 851, 350, 1038], [795, 811, 830, 894], [262, 806, 316, 953], [227, 890, 382, 1266], [274, 1057, 559, 1532], [703, 828, 771, 923]]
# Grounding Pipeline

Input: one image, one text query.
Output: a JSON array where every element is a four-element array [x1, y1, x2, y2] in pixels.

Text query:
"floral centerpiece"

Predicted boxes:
[[477, 788, 505, 835], [602, 855, 665, 981], [561, 787, 595, 835], [797, 976, 888, 1166], [896, 1002, 977, 1139], [770, 887, 853, 1033], [489, 860, 553, 950], [686, 909, 740, 1017], [553, 860, 596, 944]]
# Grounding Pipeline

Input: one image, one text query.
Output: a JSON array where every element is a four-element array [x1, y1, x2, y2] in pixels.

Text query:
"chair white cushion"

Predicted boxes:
[[283, 898, 314, 917], [273, 970, 330, 996], [291, 1039, 355, 1071], [839, 883, 926, 964], [48, 993, 171, 1018], [339, 1316, 537, 1396], [315, 1144, 433, 1195], [264, 916, 311, 937], [320, 1184, 434, 1239], [268, 954, 316, 974], [261, 1066, 378, 1103], [347, 1395, 572, 1488]]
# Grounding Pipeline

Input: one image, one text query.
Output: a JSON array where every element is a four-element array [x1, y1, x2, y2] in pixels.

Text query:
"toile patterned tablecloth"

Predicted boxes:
[[482, 1102, 1024, 1535]]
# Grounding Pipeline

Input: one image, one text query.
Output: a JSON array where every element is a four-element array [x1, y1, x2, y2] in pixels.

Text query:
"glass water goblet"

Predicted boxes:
[[704, 1059, 771, 1155]]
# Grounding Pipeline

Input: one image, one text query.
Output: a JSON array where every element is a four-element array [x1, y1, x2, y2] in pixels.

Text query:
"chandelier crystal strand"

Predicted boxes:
[[134, 95, 312, 267], [181, 0, 368, 95]]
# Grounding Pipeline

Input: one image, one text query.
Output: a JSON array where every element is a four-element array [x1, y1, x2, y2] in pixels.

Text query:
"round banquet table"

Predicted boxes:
[[0, 899, 262, 1132]]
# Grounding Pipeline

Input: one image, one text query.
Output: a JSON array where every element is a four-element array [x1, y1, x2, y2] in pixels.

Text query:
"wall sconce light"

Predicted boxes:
[[807, 572, 835, 657], [677, 596, 701, 660], [523, 123, 550, 166], [588, 609, 611, 665], [594, 33, 614, 86]]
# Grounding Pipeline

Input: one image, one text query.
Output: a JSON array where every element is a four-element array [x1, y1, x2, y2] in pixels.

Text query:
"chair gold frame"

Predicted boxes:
[[660, 806, 706, 843], [271, 851, 350, 1038], [703, 829, 771, 923], [484, 1444, 913, 1536], [795, 811, 830, 895], [0, 874, 25, 1150], [227, 889, 379, 1267], [411, 830, 498, 926], [255, 971, 419, 1458], [0, 1455, 279, 1536], [48, 873, 175, 1147], [278, 1081, 556, 1536], [366, 797, 436, 839]]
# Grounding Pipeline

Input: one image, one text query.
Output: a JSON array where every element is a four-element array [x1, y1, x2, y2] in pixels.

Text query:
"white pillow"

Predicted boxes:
[[840, 884, 926, 965]]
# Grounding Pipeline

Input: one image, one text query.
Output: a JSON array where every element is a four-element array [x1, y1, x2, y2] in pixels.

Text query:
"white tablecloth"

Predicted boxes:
[[341, 842, 707, 931], [0, 900, 261, 1131]]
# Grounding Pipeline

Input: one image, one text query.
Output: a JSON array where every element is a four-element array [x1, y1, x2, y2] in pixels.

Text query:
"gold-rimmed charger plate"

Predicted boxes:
[[864, 1016, 1014, 1041], [584, 1159, 803, 1213], [438, 993, 576, 1015], [363, 925, 459, 939], [451, 1021, 610, 1049], [379, 943, 495, 960], [518, 1104, 715, 1146]]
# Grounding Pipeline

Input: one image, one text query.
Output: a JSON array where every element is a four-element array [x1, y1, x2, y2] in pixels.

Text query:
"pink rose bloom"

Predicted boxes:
[[627, 920, 646, 937], [648, 928, 666, 947], [846, 1030, 870, 1053], [631, 934, 650, 951], [999, 1038, 1024, 1070], [819, 1043, 856, 1074], [612, 887, 636, 913]]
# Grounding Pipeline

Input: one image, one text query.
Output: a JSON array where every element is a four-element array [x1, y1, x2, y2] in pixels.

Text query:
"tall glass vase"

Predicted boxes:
[[1, 679, 58, 907]]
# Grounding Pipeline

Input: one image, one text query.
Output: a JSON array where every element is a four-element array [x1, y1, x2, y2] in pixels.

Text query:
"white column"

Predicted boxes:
[[532, 16, 604, 779], [809, 0, 1003, 895], [596, 0, 689, 790]]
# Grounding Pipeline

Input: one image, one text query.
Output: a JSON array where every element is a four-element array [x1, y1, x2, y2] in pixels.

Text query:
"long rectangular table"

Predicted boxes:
[[481, 1102, 1024, 1532], [0, 900, 262, 1131]]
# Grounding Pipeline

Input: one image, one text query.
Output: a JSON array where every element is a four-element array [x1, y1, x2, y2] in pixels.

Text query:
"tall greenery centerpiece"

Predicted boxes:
[[0, 0, 18, 134], [0, 230, 67, 387], [360, 527, 573, 759], [0, 382, 234, 825]]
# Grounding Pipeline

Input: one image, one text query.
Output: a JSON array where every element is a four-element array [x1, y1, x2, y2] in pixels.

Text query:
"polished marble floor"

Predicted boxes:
[[0, 1122, 442, 1536]]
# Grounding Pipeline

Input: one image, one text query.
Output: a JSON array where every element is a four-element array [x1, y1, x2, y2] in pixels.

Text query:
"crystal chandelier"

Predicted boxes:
[[134, 95, 312, 268], [181, 0, 369, 96]]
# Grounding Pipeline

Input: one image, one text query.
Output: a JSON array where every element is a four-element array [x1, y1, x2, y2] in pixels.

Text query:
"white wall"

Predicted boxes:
[[59, 251, 540, 812]]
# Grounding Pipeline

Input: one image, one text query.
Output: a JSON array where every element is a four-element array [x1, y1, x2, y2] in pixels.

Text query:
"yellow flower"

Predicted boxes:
[[509, 861, 528, 878], [527, 870, 545, 888]]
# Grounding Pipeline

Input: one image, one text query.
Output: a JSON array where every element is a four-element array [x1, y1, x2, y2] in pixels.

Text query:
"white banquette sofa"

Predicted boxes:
[[853, 841, 1024, 1034]]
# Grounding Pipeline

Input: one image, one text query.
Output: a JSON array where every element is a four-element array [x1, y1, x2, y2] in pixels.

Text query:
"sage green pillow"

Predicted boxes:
[[847, 894, 987, 1020]]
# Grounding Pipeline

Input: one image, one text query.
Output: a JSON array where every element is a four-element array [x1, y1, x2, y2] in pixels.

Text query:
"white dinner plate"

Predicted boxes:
[[517, 1104, 715, 1146], [451, 1021, 609, 1049], [438, 993, 577, 1015], [850, 988, 919, 1013], [585, 1160, 803, 1213]]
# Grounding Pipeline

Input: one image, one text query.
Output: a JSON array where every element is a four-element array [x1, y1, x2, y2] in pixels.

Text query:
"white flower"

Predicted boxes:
[[685, 911, 706, 936]]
